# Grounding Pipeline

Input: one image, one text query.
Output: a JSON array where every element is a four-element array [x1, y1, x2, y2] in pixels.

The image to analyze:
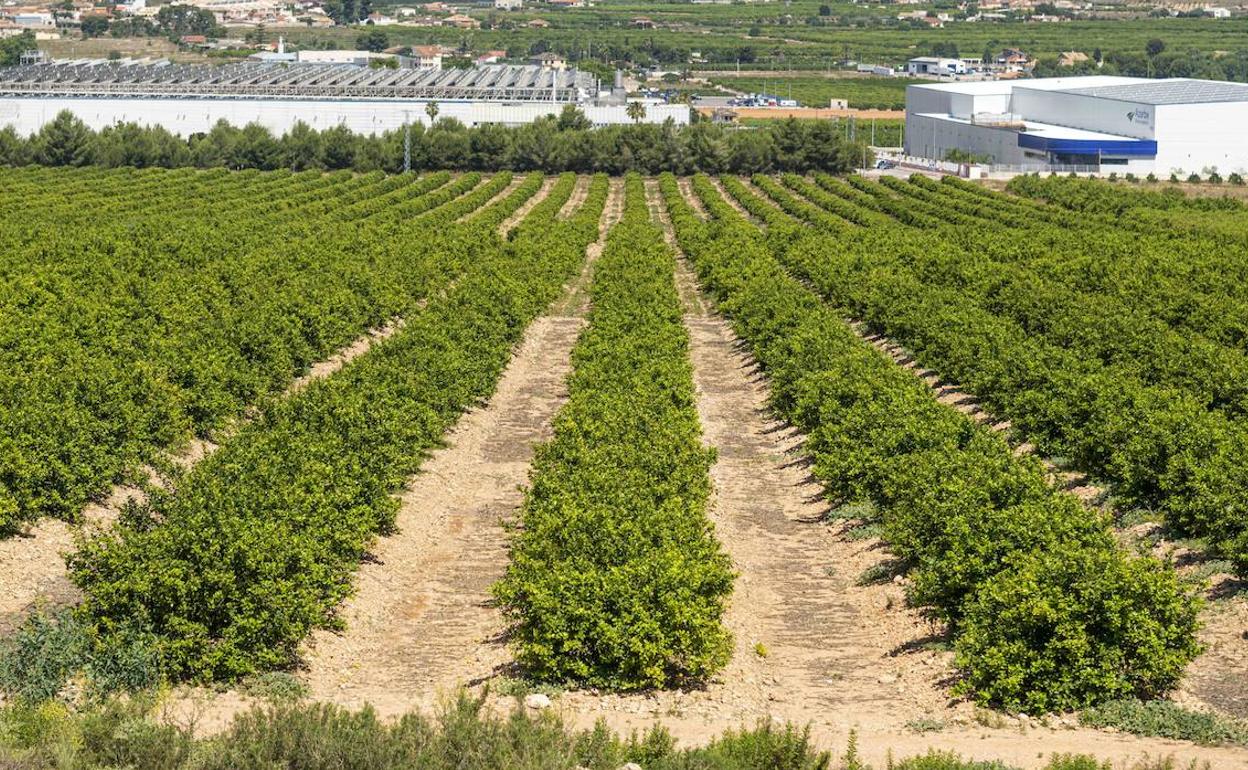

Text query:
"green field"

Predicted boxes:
[[707, 75, 917, 109]]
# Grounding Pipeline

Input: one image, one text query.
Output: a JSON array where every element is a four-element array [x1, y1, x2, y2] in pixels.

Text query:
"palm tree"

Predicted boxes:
[[425, 101, 440, 125], [626, 100, 646, 124]]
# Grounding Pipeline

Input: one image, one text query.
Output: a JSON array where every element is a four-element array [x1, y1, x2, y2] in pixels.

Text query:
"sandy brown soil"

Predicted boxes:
[[0, 318, 406, 637], [289, 178, 625, 718], [455, 174, 525, 224], [558, 175, 592, 220], [769, 178, 1248, 722], [498, 177, 557, 237], [707, 176, 757, 223], [615, 180, 1248, 768], [677, 177, 710, 220]]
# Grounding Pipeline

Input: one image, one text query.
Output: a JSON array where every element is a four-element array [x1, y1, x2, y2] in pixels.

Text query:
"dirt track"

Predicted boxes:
[[498, 177, 556, 237], [294, 178, 626, 717], [0, 317, 405, 638]]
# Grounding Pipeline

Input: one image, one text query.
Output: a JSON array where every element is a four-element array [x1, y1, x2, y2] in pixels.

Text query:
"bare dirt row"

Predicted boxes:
[[756, 177, 1248, 721], [498, 177, 556, 237], [620, 179, 1248, 768], [0, 179, 508, 637], [288, 177, 627, 719], [5, 175, 1244, 768], [0, 317, 407, 637], [455, 175, 525, 224]]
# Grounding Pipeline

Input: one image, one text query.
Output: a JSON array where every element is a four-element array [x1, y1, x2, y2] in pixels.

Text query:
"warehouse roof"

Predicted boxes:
[[0, 62, 599, 102], [1056, 78, 1248, 105]]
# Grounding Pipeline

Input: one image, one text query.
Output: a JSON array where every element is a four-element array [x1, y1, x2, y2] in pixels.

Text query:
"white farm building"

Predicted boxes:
[[0, 60, 690, 137], [904, 75, 1248, 175]]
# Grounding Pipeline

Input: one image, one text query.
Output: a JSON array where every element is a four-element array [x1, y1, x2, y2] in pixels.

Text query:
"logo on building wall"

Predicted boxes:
[[1126, 108, 1151, 124]]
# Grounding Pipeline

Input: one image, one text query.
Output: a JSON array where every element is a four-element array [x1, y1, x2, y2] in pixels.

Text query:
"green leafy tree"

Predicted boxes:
[[556, 104, 592, 131], [0, 125, 29, 166], [231, 123, 280, 170], [0, 32, 37, 66], [355, 28, 388, 52], [468, 122, 512, 170], [1146, 38, 1166, 57], [625, 100, 646, 124], [725, 129, 775, 174], [34, 111, 95, 166], [80, 14, 110, 38], [318, 124, 358, 170], [323, 0, 372, 25], [424, 118, 470, 168], [155, 5, 220, 37], [280, 121, 322, 170], [424, 100, 440, 125]]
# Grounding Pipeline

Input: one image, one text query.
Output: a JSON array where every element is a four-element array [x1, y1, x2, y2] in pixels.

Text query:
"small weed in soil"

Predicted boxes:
[[1079, 699, 1248, 747], [905, 718, 946, 734]]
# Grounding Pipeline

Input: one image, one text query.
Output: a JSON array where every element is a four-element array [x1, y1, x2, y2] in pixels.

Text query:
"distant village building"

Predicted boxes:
[[494, 0, 522, 9], [411, 44, 444, 69], [531, 51, 566, 69], [997, 47, 1033, 71], [442, 13, 478, 27], [907, 56, 967, 76], [1057, 50, 1090, 66]]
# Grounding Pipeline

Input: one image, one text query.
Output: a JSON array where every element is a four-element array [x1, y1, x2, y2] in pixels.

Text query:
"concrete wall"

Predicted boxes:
[[1014, 88, 1156, 139], [905, 114, 1030, 165], [0, 97, 691, 136], [1154, 101, 1248, 176]]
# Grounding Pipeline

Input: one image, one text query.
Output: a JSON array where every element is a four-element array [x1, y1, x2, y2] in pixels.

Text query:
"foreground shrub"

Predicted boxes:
[[954, 547, 1202, 713], [1, 692, 829, 770]]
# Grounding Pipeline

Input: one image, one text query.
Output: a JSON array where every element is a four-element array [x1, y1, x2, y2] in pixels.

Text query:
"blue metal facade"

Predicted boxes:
[[1017, 132, 1157, 157]]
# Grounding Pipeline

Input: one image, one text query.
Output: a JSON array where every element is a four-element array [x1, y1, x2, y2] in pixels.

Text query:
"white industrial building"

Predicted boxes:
[[905, 76, 1248, 174], [0, 61, 690, 137], [906, 57, 967, 77]]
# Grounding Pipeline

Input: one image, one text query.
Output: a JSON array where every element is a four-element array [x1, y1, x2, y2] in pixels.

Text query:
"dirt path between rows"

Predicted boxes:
[[456, 174, 524, 224], [498, 177, 556, 237], [707, 176, 757, 223], [524, 180, 1248, 770], [0, 316, 406, 638], [558, 175, 591, 220], [288, 178, 625, 720], [0, 179, 544, 637], [768, 177, 1248, 720], [677, 177, 710, 220]]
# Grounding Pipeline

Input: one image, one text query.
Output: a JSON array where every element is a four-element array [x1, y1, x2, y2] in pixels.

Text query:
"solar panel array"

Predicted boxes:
[[1059, 78, 1248, 105], [0, 61, 599, 102]]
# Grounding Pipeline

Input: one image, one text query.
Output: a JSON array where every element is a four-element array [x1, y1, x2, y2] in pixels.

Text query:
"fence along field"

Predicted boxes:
[[0, 167, 1243, 760]]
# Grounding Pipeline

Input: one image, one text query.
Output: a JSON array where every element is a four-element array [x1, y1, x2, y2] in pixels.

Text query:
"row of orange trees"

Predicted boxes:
[[494, 175, 734, 691], [67, 174, 610, 682], [751, 171, 1248, 577], [666, 173, 1201, 712], [0, 168, 499, 532]]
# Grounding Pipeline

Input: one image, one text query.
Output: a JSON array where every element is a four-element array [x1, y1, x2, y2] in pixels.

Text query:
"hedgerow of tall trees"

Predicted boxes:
[[0, 109, 867, 175]]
